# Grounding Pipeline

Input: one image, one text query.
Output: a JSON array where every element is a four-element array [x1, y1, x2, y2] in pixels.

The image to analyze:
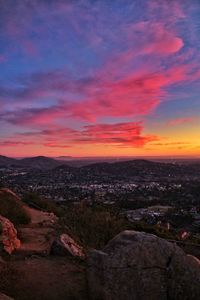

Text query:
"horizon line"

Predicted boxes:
[[1, 154, 200, 160]]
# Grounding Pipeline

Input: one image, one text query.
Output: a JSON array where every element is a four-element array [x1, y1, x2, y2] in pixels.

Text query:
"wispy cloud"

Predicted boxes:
[[168, 117, 197, 126]]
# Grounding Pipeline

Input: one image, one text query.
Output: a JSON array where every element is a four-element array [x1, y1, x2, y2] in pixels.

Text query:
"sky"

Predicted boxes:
[[0, 0, 200, 158]]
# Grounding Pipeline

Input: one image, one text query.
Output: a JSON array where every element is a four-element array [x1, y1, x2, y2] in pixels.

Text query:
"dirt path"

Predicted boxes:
[[16, 205, 58, 256], [22, 206, 57, 225]]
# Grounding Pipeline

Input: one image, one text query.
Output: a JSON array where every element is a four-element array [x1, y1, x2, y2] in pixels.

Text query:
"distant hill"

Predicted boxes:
[[0, 155, 20, 167], [1, 156, 200, 177], [19, 156, 63, 169], [79, 159, 200, 179], [0, 155, 70, 169]]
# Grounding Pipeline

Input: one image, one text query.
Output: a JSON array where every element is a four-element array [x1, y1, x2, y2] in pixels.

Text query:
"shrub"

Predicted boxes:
[[22, 192, 61, 215], [59, 203, 176, 249], [59, 204, 128, 248], [0, 190, 30, 226]]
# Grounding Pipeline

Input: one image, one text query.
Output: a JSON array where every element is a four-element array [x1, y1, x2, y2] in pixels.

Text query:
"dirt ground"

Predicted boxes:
[[2, 256, 88, 300]]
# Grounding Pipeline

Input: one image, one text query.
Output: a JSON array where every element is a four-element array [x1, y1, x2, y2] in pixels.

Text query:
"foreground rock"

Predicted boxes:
[[0, 216, 21, 255], [87, 230, 200, 300], [51, 233, 85, 259]]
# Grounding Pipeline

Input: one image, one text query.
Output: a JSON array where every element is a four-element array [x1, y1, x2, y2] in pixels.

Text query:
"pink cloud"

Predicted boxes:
[[15, 121, 159, 148], [129, 22, 184, 56], [68, 65, 191, 121], [43, 142, 71, 148], [2, 62, 196, 127], [0, 140, 35, 147], [143, 35, 183, 55], [77, 122, 159, 147]]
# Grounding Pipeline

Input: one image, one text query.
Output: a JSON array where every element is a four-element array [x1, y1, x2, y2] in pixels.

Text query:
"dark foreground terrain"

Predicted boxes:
[[2, 257, 87, 300], [0, 177, 200, 299]]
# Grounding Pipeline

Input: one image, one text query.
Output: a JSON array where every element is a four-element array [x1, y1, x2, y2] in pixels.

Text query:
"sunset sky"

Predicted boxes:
[[0, 0, 200, 157]]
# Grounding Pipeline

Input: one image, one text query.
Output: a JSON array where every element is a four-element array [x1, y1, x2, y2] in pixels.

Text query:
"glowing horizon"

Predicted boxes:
[[0, 0, 200, 157]]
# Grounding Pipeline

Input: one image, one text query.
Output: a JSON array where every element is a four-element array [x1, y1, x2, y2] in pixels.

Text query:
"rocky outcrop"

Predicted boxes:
[[87, 230, 200, 300], [0, 216, 21, 255], [51, 233, 85, 259]]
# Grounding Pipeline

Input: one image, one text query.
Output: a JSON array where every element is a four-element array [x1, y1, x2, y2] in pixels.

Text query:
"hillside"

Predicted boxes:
[[0, 156, 20, 167], [19, 156, 63, 169], [78, 159, 200, 181], [0, 188, 30, 225], [1, 156, 200, 178], [0, 156, 69, 170]]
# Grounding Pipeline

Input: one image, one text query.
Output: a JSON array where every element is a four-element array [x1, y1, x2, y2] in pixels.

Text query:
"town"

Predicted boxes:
[[1, 157, 200, 246]]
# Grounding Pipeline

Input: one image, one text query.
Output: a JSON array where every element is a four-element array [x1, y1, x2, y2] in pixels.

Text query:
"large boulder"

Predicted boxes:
[[0, 215, 21, 255], [51, 233, 85, 259], [87, 230, 200, 300]]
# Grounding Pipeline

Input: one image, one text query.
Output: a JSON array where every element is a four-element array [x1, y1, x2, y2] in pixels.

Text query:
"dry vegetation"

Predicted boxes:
[[0, 190, 30, 226]]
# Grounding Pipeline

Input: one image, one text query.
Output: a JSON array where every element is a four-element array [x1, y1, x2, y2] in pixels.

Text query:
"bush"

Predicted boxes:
[[22, 192, 61, 215], [0, 190, 30, 226], [59, 203, 176, 249], [59, 204, 129, 249]]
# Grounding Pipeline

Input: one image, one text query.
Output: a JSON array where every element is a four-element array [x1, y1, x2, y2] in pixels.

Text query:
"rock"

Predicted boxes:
[[0, 293, 14, 300], [38, 212, 58, 227], [51, 234, 85, 259], [0, 215, 21, 255], [87, 230, 200, 300]]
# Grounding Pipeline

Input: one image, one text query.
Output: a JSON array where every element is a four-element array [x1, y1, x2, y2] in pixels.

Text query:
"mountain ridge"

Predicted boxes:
[[1, 155, 200, 176]]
